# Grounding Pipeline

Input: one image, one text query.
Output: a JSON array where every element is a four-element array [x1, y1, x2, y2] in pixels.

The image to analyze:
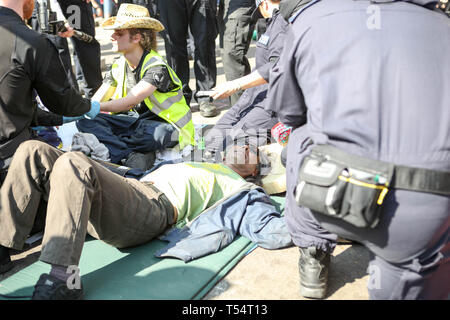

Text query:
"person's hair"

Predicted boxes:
[[128, 28, 157, 52], [244, 144, 265, 186], [223, 143, 263, 184]]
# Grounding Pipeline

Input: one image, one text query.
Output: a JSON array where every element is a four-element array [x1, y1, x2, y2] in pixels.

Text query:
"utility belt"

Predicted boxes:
[[295, 144, 450, 228]]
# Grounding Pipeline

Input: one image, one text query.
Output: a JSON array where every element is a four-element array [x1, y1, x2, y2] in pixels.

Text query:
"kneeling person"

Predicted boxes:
[[203, 0, 287, 160], [76, 4, 196, 169]]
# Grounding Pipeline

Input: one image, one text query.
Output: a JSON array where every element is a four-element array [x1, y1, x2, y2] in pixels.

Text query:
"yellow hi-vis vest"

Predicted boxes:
[[110, 51, 195, 149]]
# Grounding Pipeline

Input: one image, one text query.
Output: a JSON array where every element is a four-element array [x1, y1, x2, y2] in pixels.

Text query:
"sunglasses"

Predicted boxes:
[[113, 30, 129, 37]]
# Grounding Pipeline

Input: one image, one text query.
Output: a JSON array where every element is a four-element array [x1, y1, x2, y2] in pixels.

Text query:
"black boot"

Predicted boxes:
[[0, 245, 13, 274], [298, 246, 330, 299]]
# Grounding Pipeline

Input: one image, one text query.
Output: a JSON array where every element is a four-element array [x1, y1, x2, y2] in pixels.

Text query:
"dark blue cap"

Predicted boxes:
[[251, 0, 265, 20]]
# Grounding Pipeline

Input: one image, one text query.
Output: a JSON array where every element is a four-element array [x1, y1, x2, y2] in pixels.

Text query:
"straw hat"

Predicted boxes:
[[102, 4, 164, 32]]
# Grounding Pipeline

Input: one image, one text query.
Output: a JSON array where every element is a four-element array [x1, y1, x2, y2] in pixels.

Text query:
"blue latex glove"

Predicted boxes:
[[31, 126, 45, 131], [84, 101, 100, 119], [62, 116, 84, 124]]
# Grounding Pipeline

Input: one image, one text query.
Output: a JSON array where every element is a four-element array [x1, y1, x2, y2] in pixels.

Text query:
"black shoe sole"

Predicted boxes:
[[31, 290, 85, 300], [300, 285, 327, 299]]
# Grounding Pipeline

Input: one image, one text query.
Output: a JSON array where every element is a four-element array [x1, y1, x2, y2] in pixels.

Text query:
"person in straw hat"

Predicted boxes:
[[75, 3, 196, 170]]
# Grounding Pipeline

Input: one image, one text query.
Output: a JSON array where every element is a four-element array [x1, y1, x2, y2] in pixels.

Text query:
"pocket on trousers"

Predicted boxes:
[[295, 155, 389, 228], [224, 18, 251, 52], [340, 177, 386, 228]]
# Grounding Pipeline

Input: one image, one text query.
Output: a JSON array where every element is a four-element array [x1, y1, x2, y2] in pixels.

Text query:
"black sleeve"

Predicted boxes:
[[141, 65, 177, 93], [32, 37, 91, 117], [32, 108, 63, 127]]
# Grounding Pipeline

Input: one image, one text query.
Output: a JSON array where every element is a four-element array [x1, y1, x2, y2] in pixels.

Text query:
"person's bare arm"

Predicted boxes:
[[92, 83, 117, 103], [100, 80, 157, 113], [211, 70, 267, 100]]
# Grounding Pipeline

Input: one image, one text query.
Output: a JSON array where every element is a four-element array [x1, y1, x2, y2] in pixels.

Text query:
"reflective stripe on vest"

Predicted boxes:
[[110, 52, 195, 149], [110, 59, 127, 101]]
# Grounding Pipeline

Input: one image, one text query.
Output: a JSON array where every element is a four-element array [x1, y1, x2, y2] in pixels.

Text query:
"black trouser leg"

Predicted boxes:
[[157, 0, 191, 105], [222, 3, 255, 106], [58, 0, 103, 98], [189, 0, 218, 97]]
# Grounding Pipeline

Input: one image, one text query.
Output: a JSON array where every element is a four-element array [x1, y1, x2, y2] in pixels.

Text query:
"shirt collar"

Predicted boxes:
[[0, 6, 24, 22], [133, 50, 149, 75], [266, 8, 280, 24]]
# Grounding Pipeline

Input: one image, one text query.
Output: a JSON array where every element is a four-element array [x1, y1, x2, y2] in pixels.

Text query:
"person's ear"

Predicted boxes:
[[132, 33, 141, 44], [244, 145, 250, 163]]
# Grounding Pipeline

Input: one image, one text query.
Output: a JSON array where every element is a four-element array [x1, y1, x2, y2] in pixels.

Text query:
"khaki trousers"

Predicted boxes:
[[0, 141, 175, 266]]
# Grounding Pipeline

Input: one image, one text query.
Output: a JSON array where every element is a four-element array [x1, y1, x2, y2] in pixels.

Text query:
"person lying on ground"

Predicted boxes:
[[0, 139, 291, 300]]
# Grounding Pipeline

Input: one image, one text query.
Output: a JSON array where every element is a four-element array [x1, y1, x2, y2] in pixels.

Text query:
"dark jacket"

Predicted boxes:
[[236, 9, 290, 112], [269, 0, 450, 171], [268, 0, 450, 260], [0, 6, 90, 161]]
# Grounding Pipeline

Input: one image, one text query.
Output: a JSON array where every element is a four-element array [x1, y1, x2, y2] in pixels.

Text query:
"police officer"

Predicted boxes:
[[204, 0, 287, 158], [0, 0, 100, 185], [269, 0, 450, 299], [157, 0, 219, 117]]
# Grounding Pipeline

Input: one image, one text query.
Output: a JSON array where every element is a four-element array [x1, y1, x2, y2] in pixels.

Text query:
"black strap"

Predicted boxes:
[[0, 128, 31, 159], [312, 144, 395, 179], [312, 144, 450, 196], [394, 165, 450, 196]]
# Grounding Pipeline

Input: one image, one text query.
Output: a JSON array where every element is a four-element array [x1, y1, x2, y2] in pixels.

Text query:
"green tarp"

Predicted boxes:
[[0, 196, 285, 300]]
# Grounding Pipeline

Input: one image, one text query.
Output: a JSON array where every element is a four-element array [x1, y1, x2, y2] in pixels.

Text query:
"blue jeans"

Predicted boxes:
[[76, 113, 178, 163], [102, 0, 116, 17]]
